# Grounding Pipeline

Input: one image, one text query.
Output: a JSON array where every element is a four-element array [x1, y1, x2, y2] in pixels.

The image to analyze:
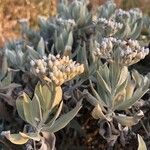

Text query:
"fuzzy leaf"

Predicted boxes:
[[1, 131, 29, 145], [43, 101, 82, 133], [115, 87, 149, 110], [52, 86, 62, 109], [0, 53, 8, 80], [22, 93, 36, 126], [114, 110, 144, 127], [138, 134, 147, 150], [97, 71, 111, 94], [16, 98, 26, 121], [91, 104, 106, 120], [129, 19, 143, 39], [42, 101, 63, 130], [32, 94, 43, 123], [2, 131, 40, 145], [37, 38, 45, 56]]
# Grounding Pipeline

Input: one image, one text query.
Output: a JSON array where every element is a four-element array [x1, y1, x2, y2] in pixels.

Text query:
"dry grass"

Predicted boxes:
[[0, 0, 150, 47], [0, 0, 57, 47]]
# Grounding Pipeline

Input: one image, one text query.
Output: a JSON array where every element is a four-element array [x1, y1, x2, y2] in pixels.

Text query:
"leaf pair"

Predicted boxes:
[[4, 82, 82, 145], [88, 62, 149, 126]]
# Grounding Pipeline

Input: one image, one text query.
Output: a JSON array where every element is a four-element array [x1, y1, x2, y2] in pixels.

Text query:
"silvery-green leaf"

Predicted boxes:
[[21, 93, 36, 126], [19, 18, 29, 33], [66, 31, 73, 47], [0, 83, 20, 92], [97, 71, 111, 94], [41, 84, 53, 110], [100, 1, 116, 19], [132, 70, 142, 86], [0, 53, 8, 80], [16, 98, 26, 121], [42, 101, 63, 130], [114, 110, 144, 127], [55, 34, 65, 52], [1, 70, 12, 86], [77, 5, 87, 26], [83, 42, 89, 69], [37, 38, 45, 56], [115, 87, 149, 110], [43, 101, 82, 133], [35, 83, 47, 111], [109, 63, 120, 89], [115, 78, 128, 97], [19, 132, 41, 141], [32, 94, 43, 123], [5, 49, 17, 67], [1, 131, 29, 145], [117, 66, 128, 86], [83, 89, 99, 106], [89, 80, 107, 107], [2, 131, 41, 145], [91, 104, 107, 120], [125, 80, 135, 99], [129, 18, 143, 39], [26, 46, 40, 60], [115, 23, 130, 38], [138, 134, 147, 150]]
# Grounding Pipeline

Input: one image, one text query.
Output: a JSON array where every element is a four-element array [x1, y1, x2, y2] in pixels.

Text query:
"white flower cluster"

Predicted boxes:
[[93, 37, 149, 65], [115, 8, 142, 18], [98, 18, 123, 29], [115, 9, 130, 17], [93, 38, 113, 60], [30, 54, 84, 85], [129, 8, 142, 17], [57, 18, 76, 27]]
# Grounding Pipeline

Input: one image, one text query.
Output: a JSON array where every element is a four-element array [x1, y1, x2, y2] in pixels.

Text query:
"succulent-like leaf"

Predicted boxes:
[[16, 98, 26, 121], [138, 134, 147, 150], [1, 131, 40, 145], [129, 18, 143, 39], [2, 131, 28, 145], [22, 92, 36, 126], [37, 37, 45, 56], [89, 81, 107, 107], [42, 101, 82, 133], [117, 66, 128, 86], [42, 101, 63, 130], [114, 110, 144, 127], [52, 86, 62, 109], [1, 70, 12, 87], [32, 94, 43, 123], [115, 88, 149, 110], [125, 79, 135, 99], [97, 71, 111, 94], [91, 104, 106, 120], [0, 52, 8, 80], [26, 46, 41, 60]]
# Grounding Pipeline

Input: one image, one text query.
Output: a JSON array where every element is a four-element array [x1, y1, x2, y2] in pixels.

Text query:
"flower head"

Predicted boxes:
[[30, 54, 84, 85]]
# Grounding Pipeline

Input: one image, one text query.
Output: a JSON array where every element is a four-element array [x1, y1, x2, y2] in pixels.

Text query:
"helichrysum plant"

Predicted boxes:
[[2, 82, 82, 146], [0, 0, 150, 149], [86, 63, 149, 126], [2, 51, 84, 148]]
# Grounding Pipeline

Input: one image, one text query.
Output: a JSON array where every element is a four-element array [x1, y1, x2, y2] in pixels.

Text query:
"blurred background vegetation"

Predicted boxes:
[[0, 0, 150, 47]]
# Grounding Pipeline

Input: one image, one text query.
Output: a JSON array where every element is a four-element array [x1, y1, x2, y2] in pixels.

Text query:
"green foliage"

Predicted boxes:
[[138, 134, 147, 150], [2, 83, 82, 146], [0, 0, 150, 149], [85, 62, 149, 126]]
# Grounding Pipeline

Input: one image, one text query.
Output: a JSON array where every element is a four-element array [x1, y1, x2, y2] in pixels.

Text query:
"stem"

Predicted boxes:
[[33, 140, 37, 150], [140, 120, 149, 137], [0, 138, 12, 150]]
